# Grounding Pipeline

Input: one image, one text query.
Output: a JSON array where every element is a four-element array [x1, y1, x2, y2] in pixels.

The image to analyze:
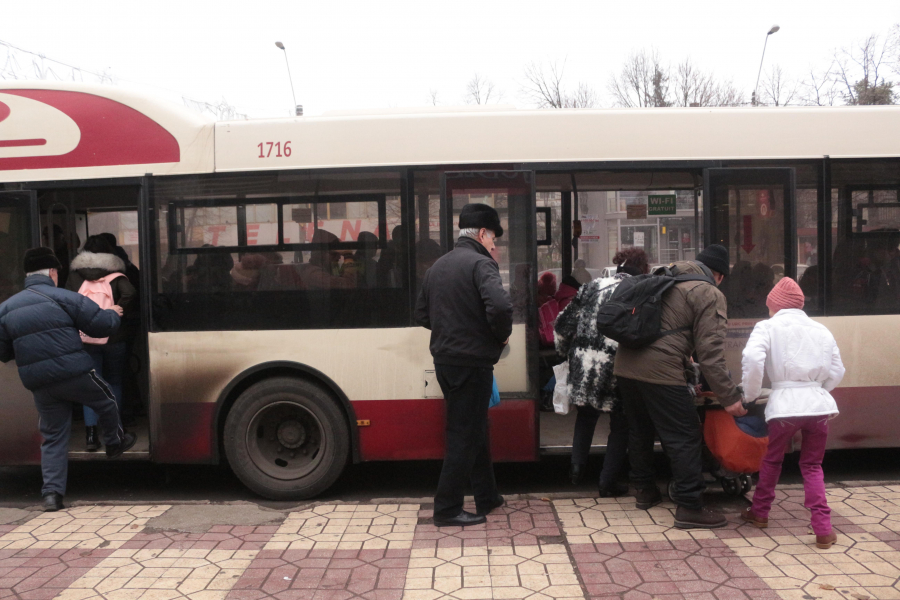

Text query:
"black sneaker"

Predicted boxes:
[[42, 492, 64, 512], [106, 432, 137, 458], [634, 486, 663, 510]]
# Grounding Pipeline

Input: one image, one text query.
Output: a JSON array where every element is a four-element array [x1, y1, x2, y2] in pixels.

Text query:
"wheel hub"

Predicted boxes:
[[277, 420, 306, 449]]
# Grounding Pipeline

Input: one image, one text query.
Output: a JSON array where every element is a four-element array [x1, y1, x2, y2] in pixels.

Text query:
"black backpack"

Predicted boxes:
[[596, 265, 715, 349]]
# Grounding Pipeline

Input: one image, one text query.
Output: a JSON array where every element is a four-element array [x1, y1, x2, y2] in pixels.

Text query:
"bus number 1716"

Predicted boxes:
[[257, 141, 292, 158]]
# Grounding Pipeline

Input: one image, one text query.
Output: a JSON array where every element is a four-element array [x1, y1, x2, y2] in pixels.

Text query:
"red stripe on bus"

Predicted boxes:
[[352, 398, 537, 462], [0, 138, 46, 147]]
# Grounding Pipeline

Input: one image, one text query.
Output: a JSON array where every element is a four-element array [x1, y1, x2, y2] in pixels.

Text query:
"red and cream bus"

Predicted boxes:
[[2, 82, 899, 499]]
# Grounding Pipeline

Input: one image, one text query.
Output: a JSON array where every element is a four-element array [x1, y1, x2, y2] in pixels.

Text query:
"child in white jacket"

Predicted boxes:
[[740, 276, 845, 549]]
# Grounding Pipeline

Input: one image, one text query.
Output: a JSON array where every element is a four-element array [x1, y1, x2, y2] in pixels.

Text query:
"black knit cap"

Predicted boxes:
[[24, 247, 62, 273], [696, 244, 730, 276], [458, 203, 503, 238]]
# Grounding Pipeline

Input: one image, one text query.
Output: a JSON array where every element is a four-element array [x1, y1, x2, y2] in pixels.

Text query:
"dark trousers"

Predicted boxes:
[[433, 364, 500, 519], [618, 377, 704, 509], [571, 402, 630, 489], [33, 371, 124, 496], [83, 342, 127, 427]]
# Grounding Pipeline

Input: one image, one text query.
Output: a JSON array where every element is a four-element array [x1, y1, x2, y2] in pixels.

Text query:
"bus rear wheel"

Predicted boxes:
[[224, 377, 349, 500]]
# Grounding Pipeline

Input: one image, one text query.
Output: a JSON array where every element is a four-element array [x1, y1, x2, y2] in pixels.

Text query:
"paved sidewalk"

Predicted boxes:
[[1, 485, 899, 600]]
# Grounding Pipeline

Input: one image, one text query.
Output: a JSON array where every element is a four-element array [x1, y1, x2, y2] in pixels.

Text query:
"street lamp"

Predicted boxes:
[[275, 41, 302, 116], [752, 25, 781, 106]]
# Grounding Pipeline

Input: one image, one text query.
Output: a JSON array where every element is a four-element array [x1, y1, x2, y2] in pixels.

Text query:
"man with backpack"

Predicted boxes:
[[611, 244, 745, 529], [0, 247, 136, 512]]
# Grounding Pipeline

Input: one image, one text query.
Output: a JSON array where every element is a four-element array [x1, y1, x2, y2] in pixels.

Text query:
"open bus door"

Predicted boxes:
[[703, 167, 797, 378], [0, 190, 41, 464], [441, 171, 539, 461]]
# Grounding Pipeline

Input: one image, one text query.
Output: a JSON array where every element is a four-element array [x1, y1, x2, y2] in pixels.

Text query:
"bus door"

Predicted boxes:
[[0, 190, 41, 464], [442, 171, 539, 461], [704, 167, 796, 376]]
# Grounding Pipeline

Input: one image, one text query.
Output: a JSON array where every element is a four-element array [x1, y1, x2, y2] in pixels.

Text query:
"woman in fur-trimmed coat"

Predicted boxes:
[[554, 247, 649, 496], [67, 235, 136, 451]]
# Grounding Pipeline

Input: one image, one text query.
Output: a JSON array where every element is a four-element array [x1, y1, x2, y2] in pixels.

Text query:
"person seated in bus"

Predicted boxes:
[[415, 238, 443, 283], [571, 259, 592, 286], [296, 229, 356, 290], [66, 235, 137, 451], [184, 246, 234, 293], [376, 225, 406, 288], [231, 253, 267, 291], [354, 231, 379, 288], [556, 248, 649, 496], [871, 231, 900, 312], [799, 264, 820, 314], [555, 275, 581, 311]]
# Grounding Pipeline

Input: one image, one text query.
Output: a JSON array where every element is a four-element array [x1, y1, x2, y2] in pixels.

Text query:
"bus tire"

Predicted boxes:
[[223, 377, 350, 500]]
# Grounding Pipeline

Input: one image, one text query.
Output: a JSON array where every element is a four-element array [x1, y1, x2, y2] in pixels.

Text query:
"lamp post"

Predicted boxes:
[[752, 25, 780, 106], [275, 41, 302, 116]]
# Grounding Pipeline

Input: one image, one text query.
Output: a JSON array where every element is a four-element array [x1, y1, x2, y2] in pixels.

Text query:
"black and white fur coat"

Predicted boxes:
[[553, 273, 628, 412]]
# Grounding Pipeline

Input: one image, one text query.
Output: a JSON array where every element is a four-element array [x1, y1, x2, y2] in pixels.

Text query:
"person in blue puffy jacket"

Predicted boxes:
[[0, 247, 136, 512]]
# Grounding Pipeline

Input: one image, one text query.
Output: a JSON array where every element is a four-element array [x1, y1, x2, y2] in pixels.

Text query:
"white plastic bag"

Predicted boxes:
[[552, 362, 570, 415]]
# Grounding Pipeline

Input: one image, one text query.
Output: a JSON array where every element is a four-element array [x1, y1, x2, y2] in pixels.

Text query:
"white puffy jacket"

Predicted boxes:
[[741, 308, 845, 422]]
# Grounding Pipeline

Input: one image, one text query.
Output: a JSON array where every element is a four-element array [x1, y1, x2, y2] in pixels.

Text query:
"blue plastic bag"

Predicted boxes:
[[490, 376, 501, 408]]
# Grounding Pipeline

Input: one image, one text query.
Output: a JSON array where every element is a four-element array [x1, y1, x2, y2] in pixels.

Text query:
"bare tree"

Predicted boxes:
[[608, 48, 671, 107], [832, 33, 895, 105], [799, 63, 839, 106], [465, 73, 498, 104], [428, 88, 440, 106], [521, 60, 597, 108], [758, 65, 798, 106], [670, 58, 744, 107]]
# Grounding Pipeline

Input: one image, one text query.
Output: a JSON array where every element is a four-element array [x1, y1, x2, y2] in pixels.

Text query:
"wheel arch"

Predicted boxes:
[[213, 361, 361, 465]]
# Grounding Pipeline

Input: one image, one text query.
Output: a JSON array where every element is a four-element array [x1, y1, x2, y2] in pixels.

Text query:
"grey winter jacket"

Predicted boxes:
[[0, 274, 120, 390], [415, 236, 513, 368], [554, 274, 626, 412]]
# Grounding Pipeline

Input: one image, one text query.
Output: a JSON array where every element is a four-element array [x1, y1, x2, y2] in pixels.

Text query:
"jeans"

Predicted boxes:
[[82, 342, 126, 427], [571, 402, 629, 490], [33, 371, 124, 496], [433, 364, 500, 519], [751, 416, 832, 536], [618, 377, 705, 509]]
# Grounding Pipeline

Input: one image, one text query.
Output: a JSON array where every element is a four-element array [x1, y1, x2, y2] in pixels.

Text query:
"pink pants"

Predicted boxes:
[[750, 416, 832, 536]]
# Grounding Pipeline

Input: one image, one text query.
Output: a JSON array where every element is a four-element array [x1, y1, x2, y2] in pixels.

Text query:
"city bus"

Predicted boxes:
[[2, 82, 899, 499]]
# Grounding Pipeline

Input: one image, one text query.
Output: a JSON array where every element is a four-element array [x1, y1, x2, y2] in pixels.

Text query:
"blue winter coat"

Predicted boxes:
[[0, 274, 121, 391]]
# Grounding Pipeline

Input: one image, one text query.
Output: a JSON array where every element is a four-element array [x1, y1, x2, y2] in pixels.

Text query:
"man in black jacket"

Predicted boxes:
[[0, 247, 136, 512], [415, 204, 513, 527]]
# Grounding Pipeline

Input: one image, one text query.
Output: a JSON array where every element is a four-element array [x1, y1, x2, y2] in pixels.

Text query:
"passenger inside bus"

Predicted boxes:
[[184, 246, 234, 293], [354, 231, 379, 288]]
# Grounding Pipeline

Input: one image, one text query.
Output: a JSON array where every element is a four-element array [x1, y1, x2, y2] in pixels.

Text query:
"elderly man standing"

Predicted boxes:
[[614, 244, 746, 529], [0, 247, 136, 512], [415, 204, 513, 527]]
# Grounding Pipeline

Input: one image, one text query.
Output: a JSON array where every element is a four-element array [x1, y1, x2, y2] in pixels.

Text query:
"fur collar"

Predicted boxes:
[[71, 250, 126, 274]]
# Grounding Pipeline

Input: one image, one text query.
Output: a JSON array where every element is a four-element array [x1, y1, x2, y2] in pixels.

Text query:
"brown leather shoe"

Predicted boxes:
[[740, 507, 768, 528], [674, 505, 727, 529], [815, 532, 837, 549]]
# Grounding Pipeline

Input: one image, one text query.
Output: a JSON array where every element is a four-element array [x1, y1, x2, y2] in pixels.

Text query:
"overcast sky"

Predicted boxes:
[[2, 0, 898, 118]]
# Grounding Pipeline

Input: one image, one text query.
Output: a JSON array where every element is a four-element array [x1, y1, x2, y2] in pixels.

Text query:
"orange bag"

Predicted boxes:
[[703, 410, 768, 474]]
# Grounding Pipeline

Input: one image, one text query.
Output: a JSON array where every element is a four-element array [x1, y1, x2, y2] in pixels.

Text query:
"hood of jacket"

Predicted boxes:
[[71, 251, 126, 281]]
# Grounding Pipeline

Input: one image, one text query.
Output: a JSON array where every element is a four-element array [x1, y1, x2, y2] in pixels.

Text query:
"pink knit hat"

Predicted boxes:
[[766, 276, 804, 312]]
